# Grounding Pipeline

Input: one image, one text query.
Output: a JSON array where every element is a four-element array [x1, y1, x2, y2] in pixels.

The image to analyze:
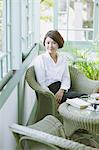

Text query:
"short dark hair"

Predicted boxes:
[[43, 30, 64, 48]]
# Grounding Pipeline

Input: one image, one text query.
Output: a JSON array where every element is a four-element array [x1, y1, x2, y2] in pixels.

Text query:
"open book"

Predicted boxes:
[[66, 98, 90, 109], [90, 93, 99, 101]]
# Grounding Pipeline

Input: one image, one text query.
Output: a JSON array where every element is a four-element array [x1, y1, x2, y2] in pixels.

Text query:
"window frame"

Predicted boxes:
[[0, 0, 40, 80], [53, 0, 99, 42]]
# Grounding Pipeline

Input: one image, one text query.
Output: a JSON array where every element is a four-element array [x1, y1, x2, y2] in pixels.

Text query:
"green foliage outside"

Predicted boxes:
[[40, 0, 53, 21], [40, 0, 53, 7], [73, 60, 99, 80], [73, 51, 98, 80], [65, 43, 99, 81]]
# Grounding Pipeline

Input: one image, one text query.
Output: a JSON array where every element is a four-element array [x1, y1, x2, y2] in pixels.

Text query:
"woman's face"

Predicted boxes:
[[44, 37, 59, 54]]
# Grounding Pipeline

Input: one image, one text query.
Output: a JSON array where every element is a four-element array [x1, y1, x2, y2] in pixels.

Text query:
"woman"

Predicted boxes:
[[34, 30, 86, 106]]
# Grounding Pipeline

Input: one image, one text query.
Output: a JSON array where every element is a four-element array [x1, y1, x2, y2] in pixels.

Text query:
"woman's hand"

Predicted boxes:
[[55, 89, 64, 104]]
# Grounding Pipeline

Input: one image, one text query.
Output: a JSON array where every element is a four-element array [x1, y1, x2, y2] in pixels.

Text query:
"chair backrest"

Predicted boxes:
[[69, 66, 99, 94], [25, 66, 58, 125]]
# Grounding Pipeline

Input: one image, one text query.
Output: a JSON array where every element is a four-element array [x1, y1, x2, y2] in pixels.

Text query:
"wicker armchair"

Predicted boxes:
[[25, 65, 99, 125], [10, 115, 98, 150], [25, 66, 60, 125]]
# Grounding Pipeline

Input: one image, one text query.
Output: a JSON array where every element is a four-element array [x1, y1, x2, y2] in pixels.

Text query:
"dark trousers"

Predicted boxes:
[[48, 81, 87, 103]]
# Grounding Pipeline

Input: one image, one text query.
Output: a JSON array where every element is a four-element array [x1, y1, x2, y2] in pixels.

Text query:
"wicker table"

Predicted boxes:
[[58, 102, 99, 147]]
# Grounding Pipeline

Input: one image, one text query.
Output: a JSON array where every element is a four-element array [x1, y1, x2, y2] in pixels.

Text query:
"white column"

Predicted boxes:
[[33, 0, 40, 43], [74, 1, 84, 40], [53, 0, 58, 30], [93, 0, 99, 40], [11, 0, 22, 69], [21, 0, 27, 54]]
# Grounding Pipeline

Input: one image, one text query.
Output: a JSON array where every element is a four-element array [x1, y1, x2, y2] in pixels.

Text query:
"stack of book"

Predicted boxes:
[[66, 98, 90, 109]]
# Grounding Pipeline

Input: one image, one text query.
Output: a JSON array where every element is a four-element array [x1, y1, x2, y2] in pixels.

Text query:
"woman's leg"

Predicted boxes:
[[61, 89, 87, 103], [48, 81, 61, 94], [48, 82, 87, 104]]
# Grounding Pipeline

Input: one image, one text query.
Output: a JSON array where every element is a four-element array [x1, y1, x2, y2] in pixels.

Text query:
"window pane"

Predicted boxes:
[[58, 0, 94, 41], [40, 0, 53, 41], [0, 0, 3, 51]]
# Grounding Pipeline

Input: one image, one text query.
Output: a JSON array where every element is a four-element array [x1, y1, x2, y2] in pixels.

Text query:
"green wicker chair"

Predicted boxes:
[[25, 66, 60, 125], [25, 65, 99, 125], [10, 115, 98, 150]]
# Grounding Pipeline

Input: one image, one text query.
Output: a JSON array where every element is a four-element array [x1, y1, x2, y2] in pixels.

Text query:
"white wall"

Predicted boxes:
[[0, 75, 37, 150], [0, 87, 18, 150], [0, 50, 38, 150]]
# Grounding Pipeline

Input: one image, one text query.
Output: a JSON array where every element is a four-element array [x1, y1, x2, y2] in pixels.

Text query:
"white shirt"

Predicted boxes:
[[34, 51, 70, 91]]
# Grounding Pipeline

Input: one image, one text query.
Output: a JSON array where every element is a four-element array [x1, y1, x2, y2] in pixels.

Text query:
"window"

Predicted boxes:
[[54, 0, 99, 41], [40, 0, 54, 41], [0, 0, 10, 79], [0, 0, 37, 80], [0, 0, 3, 51]]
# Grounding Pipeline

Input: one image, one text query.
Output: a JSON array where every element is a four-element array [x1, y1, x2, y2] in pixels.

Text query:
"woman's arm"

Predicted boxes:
[[60, 61, 70, 91], [55, 59, 70, 104]]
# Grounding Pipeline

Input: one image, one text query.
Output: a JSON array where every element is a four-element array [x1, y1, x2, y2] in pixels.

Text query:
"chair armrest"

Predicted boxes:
[[25, 66, 55, 96], [25, 66, 58, 124], [10, 123, 97, 150], [25, 65, 57, 106], [25, 66, 56, 108]]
